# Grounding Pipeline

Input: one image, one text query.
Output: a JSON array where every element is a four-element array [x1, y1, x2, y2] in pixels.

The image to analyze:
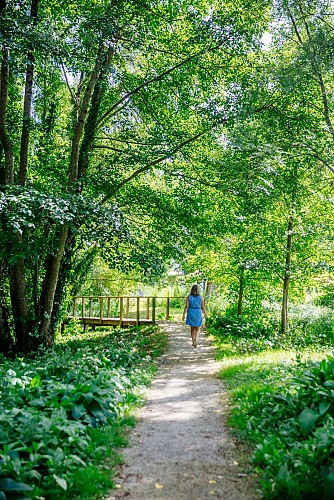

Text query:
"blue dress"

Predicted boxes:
[[186, 294, 203, 327]]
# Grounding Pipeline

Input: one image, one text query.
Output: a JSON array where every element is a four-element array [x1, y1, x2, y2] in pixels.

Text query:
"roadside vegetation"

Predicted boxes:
[[0, 324, 167, 499], [207, 310, 334, 499]]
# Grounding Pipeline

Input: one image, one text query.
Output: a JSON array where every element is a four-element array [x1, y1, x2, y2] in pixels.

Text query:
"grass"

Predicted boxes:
[[69, 416, 135, 499]]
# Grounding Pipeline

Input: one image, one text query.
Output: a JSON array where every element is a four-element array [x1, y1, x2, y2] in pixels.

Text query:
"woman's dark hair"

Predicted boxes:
[[190, 284, 199, 296]]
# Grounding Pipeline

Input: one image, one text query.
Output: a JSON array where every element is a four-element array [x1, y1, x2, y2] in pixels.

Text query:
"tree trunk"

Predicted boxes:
[[281, 217, 293, 333], [19, 52, 35, 186], [68, 45, 104, 188], [9, 257, 30, 351], [0, 283, 12, 354], [0, 48, 14, 184], [78, 46, 115, 186], [19, 0, 39, 185], [38, 225, 69, 345], [47, 47, 115, 336]]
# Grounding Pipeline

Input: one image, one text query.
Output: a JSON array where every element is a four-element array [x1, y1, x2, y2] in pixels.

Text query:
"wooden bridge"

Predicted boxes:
[[69, 295, 186, 331]]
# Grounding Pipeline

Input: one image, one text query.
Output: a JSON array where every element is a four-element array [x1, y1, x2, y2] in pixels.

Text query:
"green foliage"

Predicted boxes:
[[217, 346, 334, 499], [0, 325, 166, 499], [207, 307, 334, 355], [249, 356, 334, 499]]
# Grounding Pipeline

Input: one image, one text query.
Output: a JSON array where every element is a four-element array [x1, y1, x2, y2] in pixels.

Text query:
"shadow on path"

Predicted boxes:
[[108, 322, 260, 500]]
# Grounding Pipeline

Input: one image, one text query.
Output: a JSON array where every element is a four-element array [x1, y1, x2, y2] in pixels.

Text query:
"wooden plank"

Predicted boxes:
[[73, 297, 77, 318], [78, 317, 154, 330], [126, 297, 129, 318], [81, 297, 84, 319], [107, 297, 111, 318], [89, 298, 93, 317]]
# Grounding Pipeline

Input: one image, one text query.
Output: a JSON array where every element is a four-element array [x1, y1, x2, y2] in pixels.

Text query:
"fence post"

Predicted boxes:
[[100, 297, 103, 322], [73, 297, 77, 318], [146, 297, 150, 319], [107, 297, 111, 318], [152, 297, 156, 324], [89, 298, 93, 317], [136, 297, 140, 326], [81, 297, 84, 319], [126, 297, 129, 318], [166, 297, 170, 321], [120, 297, 123, 325]]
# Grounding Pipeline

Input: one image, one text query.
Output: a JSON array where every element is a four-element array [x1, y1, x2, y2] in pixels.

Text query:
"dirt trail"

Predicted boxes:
[[108, 322, 260, 500]]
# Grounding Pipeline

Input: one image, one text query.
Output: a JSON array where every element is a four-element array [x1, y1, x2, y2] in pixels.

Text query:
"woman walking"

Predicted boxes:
[[182, 284, 206, 347]]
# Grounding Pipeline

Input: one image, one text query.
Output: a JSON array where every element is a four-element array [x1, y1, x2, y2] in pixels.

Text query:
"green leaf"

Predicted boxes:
[[319, 401, 331, 416], [91, 408, 108, 423], [299, 408, 319, 436], [72, 404, 86, 420], [28, 398, 45, 407], [30, 375, 41, 388], [0, 479, 32, 492], [53, 475, 67, 491]]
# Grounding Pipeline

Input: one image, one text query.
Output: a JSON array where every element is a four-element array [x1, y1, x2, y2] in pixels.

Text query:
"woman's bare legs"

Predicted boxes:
[[190, 327, 196, 346], [194, 327, 201, 347]]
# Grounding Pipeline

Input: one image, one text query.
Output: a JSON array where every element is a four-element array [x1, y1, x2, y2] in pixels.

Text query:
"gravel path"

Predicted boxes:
[[108, 322, 260, 500]]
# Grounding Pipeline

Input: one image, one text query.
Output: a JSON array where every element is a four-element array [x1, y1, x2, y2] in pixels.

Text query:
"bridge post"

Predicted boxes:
[[126, 297, 129, 318], [136, 297, 140, 326], [81, 297, 84, 319], [120, 297, 124, 325], [166, 297, 170, 320], [152, 297, 156, 323], [100, 297, 103, 321], [73, 297, 77, 318], [146, 297, 150, 319]]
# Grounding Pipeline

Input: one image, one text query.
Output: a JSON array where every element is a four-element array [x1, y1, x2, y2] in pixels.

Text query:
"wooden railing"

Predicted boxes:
[[69, 295, 186, 330]]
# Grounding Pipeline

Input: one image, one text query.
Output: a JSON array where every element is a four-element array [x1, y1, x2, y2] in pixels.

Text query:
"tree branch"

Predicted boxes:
[[101, 129, 210, 204], [61, 62, 77, 105], [96, 42, 225, 128], [93, 144, 123, 153]]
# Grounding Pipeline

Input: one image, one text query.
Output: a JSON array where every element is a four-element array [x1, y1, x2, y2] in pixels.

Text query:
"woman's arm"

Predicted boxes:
[[182, 298, 189, 321], [201, 297, 206, 317]]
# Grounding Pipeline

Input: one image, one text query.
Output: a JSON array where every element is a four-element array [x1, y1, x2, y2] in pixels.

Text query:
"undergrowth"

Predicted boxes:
[[208, 313, 334, 499], [207, 311, 334, 356], [0, 324, 167, 499]]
